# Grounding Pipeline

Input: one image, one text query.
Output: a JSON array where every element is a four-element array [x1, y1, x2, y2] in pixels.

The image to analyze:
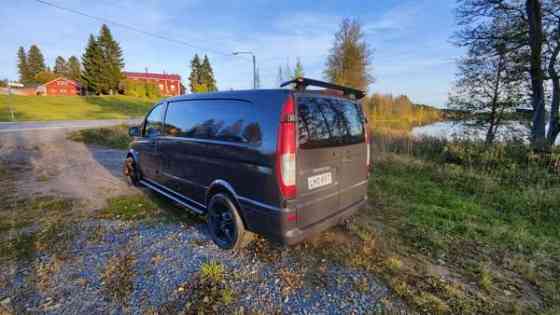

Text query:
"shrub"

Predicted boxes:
[[119, 79, 161, 98]]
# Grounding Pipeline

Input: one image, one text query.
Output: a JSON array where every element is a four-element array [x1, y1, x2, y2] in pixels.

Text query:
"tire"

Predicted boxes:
[[123, 156, 141, 187], [207, 193, 251, 251]]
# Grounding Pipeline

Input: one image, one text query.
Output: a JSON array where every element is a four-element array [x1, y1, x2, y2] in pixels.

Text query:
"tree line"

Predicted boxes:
[[188, 54, 217, 93], [16, 24, 124, 95], [17, 45, 81, 85], [365, 94, 442, 131], [450, 0, 559, 148]]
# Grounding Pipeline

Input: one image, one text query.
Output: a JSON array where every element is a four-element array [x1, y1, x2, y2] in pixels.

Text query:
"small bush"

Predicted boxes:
[[180, 261, 237, 314], [200, 260, 225, 283]]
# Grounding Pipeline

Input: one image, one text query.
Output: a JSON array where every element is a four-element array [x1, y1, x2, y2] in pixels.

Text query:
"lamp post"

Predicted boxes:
[[232, 51, 256, 89]]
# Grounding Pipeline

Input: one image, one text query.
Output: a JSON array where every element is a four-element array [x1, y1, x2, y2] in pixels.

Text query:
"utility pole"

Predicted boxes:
[[232, 51, 257, 89], [252, 54, 256, 89]]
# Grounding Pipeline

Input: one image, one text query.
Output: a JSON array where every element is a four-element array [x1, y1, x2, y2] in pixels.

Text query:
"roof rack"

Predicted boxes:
[[280, 77, 366, 100]]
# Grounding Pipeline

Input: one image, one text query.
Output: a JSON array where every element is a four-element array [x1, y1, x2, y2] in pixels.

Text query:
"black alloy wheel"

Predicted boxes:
[[207, 193, 250, 250]]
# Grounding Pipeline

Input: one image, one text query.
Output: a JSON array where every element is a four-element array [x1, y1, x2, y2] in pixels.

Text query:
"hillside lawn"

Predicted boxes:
[[0, 95, 158, 121]]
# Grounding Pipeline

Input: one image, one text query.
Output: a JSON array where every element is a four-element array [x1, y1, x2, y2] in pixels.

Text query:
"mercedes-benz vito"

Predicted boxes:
[[124, 77, 370, 250]]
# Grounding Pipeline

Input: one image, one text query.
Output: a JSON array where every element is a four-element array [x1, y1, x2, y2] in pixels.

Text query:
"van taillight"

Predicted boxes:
[[276, 95, 297, 199]]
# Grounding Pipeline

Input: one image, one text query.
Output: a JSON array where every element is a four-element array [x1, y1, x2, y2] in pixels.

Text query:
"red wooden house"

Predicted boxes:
[[123, 71, 182, 96], [37, 77, 80, 96]]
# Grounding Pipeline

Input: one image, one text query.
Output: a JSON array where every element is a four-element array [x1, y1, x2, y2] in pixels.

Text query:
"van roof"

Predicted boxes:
[[164, 89, 290, 103], [163, 82, 363, 104]]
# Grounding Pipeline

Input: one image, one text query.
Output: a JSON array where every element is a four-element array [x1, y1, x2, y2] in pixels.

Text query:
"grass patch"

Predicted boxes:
[[181, 261, 237, 313], [97, 195, 160, 220], [97, 194, 202, 225], [0, 233, 35, 261], [156, 260, 240, 314], [0, 196, 78, 261], [0, 95, 157, 121], [68, 125, 131, 149]]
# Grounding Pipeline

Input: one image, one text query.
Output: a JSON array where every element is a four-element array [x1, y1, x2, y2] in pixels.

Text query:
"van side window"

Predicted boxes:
[[164, 99, 262, 145], [297, 96, 364, 149], [144, 104, 164, 138]]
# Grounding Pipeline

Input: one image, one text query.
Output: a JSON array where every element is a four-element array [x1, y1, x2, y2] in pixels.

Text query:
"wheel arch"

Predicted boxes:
[[205, 180, 248, 228], [127, 148, 139, 162]]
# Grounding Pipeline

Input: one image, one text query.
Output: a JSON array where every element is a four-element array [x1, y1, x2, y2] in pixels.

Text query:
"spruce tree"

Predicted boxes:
[[27, 45, 46, 83], [17, 46, 31, 84], [293, 58, 304, 79], [189, 54, 202, 93], [81, 34, 104, 94], [67, 56, 81, 82], [200, 55, 217, 92], [54, 56, 67, 75], [97, 24, 124, 94]]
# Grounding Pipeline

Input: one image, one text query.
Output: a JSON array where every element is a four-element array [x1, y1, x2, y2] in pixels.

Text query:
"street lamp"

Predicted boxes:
[[232, 51, 257, 89]]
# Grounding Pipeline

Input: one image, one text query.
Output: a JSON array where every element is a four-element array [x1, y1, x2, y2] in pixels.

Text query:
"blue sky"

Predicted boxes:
[[0, 0, 462, 107]]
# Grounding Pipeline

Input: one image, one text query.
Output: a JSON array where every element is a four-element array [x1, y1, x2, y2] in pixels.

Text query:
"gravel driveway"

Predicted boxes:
[[0, 124, 397, 314]]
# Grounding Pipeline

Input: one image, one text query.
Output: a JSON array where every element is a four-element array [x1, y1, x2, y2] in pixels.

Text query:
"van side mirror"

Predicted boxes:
[[129, 126, 140, 137]]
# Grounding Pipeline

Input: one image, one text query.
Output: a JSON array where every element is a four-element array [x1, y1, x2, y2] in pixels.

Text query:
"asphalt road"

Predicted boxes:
[[0, 118, 142, 133]]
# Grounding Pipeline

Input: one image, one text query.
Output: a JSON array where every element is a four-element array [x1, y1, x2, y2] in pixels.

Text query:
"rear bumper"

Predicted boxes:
[[239, 195, 367, 246], [280, 198, 366, 245]]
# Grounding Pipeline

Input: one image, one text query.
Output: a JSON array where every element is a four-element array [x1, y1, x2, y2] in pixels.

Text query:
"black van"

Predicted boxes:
[[125, 78, 370, 250]]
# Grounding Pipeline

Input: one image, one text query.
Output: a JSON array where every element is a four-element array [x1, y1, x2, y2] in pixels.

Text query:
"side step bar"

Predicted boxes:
[[139, 179, 205, 215]]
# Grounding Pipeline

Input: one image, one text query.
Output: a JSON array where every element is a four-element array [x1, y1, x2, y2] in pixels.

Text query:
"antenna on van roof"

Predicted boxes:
[[280, 77, 366, 100]]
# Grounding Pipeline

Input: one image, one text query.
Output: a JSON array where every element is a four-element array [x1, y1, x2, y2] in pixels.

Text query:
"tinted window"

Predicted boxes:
[[164, 99, 262, 145], [144, 104, 164, 137], [297, 96, 364, 149]]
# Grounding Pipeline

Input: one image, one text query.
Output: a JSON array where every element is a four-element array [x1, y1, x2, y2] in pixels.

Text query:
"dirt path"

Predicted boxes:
[[0, 127, 138, 209]]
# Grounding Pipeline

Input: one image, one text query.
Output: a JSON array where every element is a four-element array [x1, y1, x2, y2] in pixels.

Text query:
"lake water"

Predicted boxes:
[[411, 120, 560, 145]]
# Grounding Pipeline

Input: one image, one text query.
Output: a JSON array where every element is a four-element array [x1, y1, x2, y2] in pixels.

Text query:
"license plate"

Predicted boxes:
[[308, 172, 332, 190]]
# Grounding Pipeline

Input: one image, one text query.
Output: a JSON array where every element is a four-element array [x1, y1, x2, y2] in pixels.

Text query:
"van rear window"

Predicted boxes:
[[297, 96, 364, 149]]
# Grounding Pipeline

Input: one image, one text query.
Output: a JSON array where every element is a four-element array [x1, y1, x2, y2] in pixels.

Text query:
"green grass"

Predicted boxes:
[[97, 194, 202, 224], [0, 196, 78, 261], [0, 95, 157, 121], [98, 195, 160, 220], [372, 155, 560, 257], [68, 125, 131, 149], [298, 131, 560, 314]]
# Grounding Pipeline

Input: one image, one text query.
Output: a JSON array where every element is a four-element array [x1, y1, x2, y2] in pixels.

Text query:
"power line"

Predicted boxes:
[[32, 0, 233, 57]]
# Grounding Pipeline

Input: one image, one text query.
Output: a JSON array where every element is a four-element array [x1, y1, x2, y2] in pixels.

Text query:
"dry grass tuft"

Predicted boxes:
[[102, 250, 136, 305]]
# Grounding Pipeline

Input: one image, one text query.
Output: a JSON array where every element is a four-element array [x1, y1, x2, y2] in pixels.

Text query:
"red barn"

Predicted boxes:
[[123, 71, 182, 96], [38, 77, 80, 96]]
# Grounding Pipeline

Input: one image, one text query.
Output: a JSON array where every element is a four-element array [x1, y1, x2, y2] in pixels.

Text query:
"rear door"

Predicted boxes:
[[295, 95, 343, 228], [332, 99, 368, 209]]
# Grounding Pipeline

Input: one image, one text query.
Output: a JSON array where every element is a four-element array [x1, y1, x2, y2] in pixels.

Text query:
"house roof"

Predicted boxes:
[[123, 71, 181, 81], [41, 77, 80, 87]]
